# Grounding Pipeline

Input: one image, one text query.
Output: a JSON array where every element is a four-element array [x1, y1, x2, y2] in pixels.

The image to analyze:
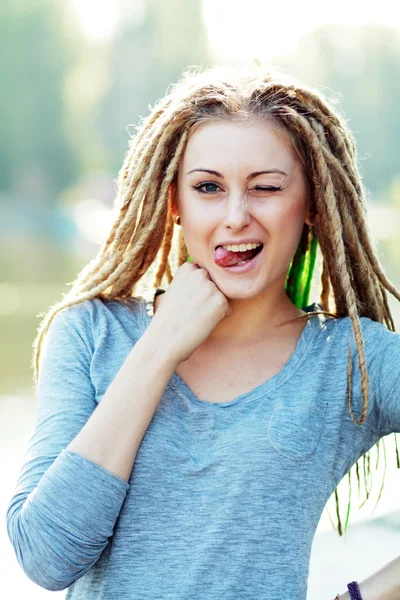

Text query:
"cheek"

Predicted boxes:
[[273, 198, 307, 231], [181, 203, 216, 235], [261, 200, 307, 265], [180, 213, 214, 252]]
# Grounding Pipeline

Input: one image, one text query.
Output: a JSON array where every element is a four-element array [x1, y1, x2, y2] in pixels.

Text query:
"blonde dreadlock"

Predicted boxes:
[[32, 62, 400, 537]]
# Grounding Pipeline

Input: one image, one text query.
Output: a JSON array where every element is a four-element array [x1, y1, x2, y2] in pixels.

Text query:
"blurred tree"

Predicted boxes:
[[99, 0, 210, 175], [275, 24, 400, 201], [0, 0, 79, 201]]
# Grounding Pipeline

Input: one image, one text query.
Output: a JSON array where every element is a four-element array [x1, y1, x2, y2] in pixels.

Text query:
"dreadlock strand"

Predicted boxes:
[[286, 119, 348, 313], [74, 125, 188, 297], [294, 87, 359, 167], [320, 258, 332, 313], [313, 204, 347, 314], [282, 107, 370, 424], [395, 434, 400, 469], [118, 97, 180, 195], [76, 204, 168, 302], [320, 146, 400, 313], [343, 470, 352, 535], [71, 206, 140, 295], [114, 100, 191, 245], [69, 184, 145, 294], [154, 209, 174, 288], [177, 228, 189, 266], [165, 258, 173, 284], [379, 284, 395, 331], [260, 81, 361, 197], [325, 153, 392, 323], [111, 131, 189, 297], [334, 487, 343, 536], [123, 85, 206, 185], [114, 124, 182, 248]]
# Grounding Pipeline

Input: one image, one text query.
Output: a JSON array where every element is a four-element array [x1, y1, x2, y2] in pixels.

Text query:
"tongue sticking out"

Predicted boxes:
[[214, 245, 262, 267]]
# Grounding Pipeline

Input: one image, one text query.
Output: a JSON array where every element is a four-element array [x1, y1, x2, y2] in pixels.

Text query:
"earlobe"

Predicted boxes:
[[305, 207, 315, 227], [305, 216, 314, 227]]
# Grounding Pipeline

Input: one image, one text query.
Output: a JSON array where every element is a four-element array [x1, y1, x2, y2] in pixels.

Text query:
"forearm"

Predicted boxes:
[[68, 322, 178, 481], [338, 556, 400, 600]]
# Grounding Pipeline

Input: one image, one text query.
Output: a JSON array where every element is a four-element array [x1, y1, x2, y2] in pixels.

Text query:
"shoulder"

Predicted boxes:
[[359, 315, 400, 351], [314, 311, 400, 361], [300, 304, 400, 360], [47, 295, 148, 347], [59, 295, 146, 321], [304, 302, 397, 337], [338, 313, 399, 345]]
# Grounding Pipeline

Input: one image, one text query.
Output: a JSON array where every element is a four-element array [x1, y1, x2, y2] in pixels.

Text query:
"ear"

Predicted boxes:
[[304, 196, 316, 227], [305, 213, 315, 227]]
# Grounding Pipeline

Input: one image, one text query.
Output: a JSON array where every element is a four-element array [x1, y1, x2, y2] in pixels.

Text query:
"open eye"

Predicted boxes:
[[192, 182, 222, 194]]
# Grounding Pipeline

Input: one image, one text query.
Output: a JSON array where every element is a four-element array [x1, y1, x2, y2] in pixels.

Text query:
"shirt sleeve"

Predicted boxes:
[[364, 318, 400, 435], [5, 304, 130, 591]]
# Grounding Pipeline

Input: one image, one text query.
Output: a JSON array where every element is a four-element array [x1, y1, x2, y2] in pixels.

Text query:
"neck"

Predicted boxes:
[[206, 284, 306, 345]]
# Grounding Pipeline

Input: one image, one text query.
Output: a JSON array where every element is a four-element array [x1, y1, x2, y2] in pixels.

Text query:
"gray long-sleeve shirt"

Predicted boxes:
[[6, 294, 400, 599]]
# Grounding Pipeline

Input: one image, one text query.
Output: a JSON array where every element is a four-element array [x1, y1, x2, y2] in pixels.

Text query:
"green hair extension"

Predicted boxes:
[[285, 229, 318, 309]]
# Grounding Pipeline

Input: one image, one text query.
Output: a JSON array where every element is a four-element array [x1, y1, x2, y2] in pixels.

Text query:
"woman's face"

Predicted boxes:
[[173, 119, 313, 300]]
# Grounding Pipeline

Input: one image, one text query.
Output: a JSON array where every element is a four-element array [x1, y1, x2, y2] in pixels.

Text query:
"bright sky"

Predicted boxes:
[[72, 0, 400, 60]]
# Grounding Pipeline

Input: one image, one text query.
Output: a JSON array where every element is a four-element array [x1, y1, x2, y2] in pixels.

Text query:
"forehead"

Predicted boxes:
[[180, 119, 297, 172]]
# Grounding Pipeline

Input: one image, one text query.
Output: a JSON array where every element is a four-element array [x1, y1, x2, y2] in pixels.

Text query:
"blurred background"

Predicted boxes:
[[1, 0, 400, 597]]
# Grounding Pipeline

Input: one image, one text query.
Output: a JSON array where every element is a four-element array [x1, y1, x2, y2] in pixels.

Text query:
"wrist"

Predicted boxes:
[[335, 580, 367, 600], [141, 321, 181, 370]]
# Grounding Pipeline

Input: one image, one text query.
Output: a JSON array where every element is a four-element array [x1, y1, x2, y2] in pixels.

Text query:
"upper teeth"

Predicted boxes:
[[222, 242, 262, 252]]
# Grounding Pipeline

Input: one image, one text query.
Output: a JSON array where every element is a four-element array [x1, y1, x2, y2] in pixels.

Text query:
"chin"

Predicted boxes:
[[214, 277, 267, 300]]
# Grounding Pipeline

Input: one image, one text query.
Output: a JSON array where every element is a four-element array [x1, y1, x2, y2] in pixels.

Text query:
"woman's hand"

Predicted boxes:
[[149, 261, 232, 365], [333, 555, 400, 599]]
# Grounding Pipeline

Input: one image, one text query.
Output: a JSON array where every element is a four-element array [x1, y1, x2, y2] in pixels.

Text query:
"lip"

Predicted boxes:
[[215, 239, 264, 249], [217, 244, 264, 274]]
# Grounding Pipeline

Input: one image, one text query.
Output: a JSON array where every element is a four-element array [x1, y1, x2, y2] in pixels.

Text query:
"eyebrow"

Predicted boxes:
[[185, 168, 288, 178]]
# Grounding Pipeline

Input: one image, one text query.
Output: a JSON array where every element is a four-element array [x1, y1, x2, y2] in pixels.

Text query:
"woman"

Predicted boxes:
[[6, 63, 400, 599]]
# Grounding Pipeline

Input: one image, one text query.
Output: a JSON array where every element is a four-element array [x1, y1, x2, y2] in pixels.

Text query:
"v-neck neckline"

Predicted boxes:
[[138, 289, 321, 407]]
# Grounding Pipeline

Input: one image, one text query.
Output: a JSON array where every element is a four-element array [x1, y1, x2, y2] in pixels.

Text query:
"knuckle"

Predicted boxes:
[[197, 267, 209, 278], [182, 261, 195, 270], [216, 295, 227, 309]]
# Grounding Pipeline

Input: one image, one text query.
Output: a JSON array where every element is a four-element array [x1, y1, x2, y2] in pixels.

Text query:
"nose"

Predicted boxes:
[[222, 192, 252, 230]]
